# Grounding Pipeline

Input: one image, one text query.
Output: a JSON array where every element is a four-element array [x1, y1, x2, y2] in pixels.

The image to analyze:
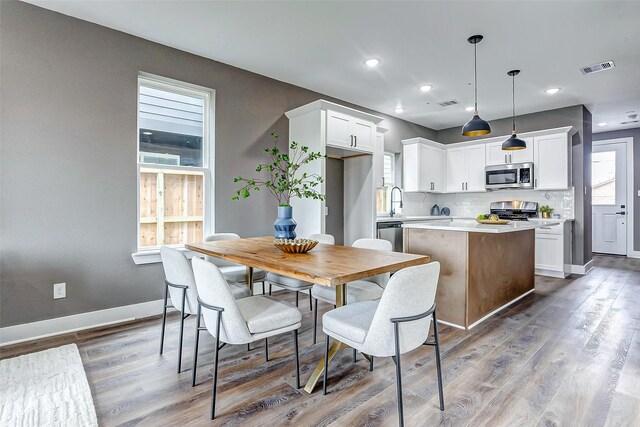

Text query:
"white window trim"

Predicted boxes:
[[132, 73, 216, 265]]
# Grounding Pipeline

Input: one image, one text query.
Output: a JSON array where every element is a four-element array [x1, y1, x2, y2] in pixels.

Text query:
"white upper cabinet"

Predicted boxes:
[[402, 139, 444, 192], [326, 109, 374, 152], [446, 145, 486, 193], [486, 137, 534, 166], [534, 133, 570, 190], [373, 131, 385, 188]]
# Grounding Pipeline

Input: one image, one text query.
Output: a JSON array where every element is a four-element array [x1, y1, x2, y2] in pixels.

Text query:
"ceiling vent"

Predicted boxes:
[[438, 99, 460, 107], [628, 113, 638, 119], [620, 120, 639, 125], [580, 60, 615, 75]]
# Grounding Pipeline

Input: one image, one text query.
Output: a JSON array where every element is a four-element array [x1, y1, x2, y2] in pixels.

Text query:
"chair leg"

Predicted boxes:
[[262, 281, 265, 295], [370, 356, 374, 372], [177, 289, 187, 373], [433, 311, 445, 411], [323, 335, 330, 395], [159, 282, 169, 355], [353, 348, 357, 362], [210, 312, 222, 420], [192, 304, 202, 387], [313, 298, 318, 345], [269, 283, 272, 296], [308, 291, 313, 311], [247, 343, 251, 352], [393, 322, 405, 427], [294, 329, 300, 389], [265, 338, 269, 362], [295, 291, 299, 307]]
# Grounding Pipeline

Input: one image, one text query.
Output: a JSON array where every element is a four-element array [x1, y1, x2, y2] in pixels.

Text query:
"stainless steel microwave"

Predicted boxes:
[[485, 163, 534, 189]]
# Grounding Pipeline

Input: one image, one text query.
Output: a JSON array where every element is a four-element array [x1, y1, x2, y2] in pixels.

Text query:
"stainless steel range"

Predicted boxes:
[[489, 201, 538, 221]]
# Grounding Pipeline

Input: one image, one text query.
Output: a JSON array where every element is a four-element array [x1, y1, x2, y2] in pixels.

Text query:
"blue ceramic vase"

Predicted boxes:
[[274, 205, 297, 239]]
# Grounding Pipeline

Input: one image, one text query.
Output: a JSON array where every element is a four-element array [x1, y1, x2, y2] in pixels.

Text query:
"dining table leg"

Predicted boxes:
[[304, 283, 348, 394], [245, 266, 253, 290]]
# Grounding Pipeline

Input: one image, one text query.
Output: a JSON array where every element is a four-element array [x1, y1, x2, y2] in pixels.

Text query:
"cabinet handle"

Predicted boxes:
[[505, 154, 507, 164], [466, 182, 468, 190], [535, 178, 537, 187], [461, 182, 464, 191], [354, 135, 357, 147], [350, 135, 353, 147]]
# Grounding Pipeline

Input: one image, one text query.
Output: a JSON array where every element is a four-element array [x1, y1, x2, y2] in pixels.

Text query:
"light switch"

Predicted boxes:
[[325, 206, 329, 215]]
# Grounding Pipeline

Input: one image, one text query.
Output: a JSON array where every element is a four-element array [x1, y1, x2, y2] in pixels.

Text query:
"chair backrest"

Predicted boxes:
[[363, 262, 440, 357], [160, 247, 200, 314], [353, 238, 393, 287], [204, 233, 241, 267], [191, 257, 252, 344], [309, 233, 335, 245]]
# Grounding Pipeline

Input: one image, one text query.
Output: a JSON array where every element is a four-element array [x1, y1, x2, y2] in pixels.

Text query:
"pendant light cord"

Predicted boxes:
[[512, 73, 516, 132], [474, 43, 478, 113]]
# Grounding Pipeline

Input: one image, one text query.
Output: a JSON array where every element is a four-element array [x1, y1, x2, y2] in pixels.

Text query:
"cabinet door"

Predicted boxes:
[[466, 145, 486, 192], [402, 143, 420, 192], [351, 119, 374, 152], [535, 234, 564, 271], [486, 141, 508, 166], [510, 137, 534, 163], [326, 110, 352, 149], [373, 133, 384, 188], [446, 147, 467, 192], [535, 134, 569, 189], [419, 145, 444, 192]]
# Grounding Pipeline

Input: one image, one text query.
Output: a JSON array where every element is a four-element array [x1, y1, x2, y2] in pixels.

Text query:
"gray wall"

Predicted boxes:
[[0, 1, 436, 327], [436, 105, 593, 266], [593, 127, 640, 251]]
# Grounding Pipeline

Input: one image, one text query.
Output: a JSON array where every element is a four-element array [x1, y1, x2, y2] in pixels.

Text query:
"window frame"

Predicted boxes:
[[132, 73, 215, 264], [383, 152, 396, 187]]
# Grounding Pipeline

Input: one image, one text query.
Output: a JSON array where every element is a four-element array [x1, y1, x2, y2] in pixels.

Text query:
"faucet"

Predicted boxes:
[[390, 186, 403, 217]]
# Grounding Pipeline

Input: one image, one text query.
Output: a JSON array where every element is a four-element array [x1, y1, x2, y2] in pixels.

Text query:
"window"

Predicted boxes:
[[592, 151, 616, 205], [376, 153, 397, 215], [137, 75, 213, 252]]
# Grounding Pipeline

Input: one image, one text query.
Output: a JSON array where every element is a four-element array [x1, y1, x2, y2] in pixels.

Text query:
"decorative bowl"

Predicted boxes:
[[274, 238, 319, 254], [476, 219, 510, 225]]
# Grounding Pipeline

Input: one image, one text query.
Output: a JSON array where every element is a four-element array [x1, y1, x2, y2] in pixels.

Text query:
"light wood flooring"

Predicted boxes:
[[1, 255, 639, 426]]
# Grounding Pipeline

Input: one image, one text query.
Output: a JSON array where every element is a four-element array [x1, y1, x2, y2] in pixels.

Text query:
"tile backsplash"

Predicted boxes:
[[400, 188, 575, 219]]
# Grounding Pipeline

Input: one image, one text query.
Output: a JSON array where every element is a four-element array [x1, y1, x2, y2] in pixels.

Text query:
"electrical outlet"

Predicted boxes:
[[53, 283, 66, 299]]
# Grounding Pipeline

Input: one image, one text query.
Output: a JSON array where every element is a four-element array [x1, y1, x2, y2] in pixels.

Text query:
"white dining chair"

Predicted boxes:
[[321, 262, 444, 427], [311, 238, 392, 344], [204, 233, 267, 294], [190, 257, 303, 419], [159, 246, 251, 373], [266, 233, 335, 312]]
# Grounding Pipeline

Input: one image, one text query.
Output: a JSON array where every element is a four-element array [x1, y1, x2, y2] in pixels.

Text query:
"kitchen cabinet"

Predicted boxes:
[[402, 139, 444, 192], [445, 145, 486, 193], [534, 133, 570, 190], [373, 129, 386, 188], [485, 138, 534, 166], [326, 109, 374, 152], [534, 221, 572, 278]]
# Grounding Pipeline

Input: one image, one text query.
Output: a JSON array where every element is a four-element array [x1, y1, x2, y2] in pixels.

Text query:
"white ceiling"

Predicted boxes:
[[26, 0, 640, 133]]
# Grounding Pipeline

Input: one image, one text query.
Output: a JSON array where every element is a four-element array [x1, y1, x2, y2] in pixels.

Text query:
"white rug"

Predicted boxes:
[[0, 344, 98, 427]]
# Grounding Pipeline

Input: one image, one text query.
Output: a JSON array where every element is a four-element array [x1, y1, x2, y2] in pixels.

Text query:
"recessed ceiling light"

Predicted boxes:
[[142, 131, 153, 135], [395, 107, 405, 114], [420, 85, 432, 92], [597, 122, 608, 127], [545, 88, 560, 95], [465, 106, 474, 112], [365, 58, 380, 67]]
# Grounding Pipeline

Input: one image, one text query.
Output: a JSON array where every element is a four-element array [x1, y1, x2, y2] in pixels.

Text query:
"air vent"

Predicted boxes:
[[620, 120, 639, 125], [438, 99, 460, 107], [580, 60, 615, 75], [628, 113, 638, 119]]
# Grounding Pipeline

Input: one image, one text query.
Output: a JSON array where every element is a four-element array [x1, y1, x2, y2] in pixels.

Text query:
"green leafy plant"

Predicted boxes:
[[232, 132, 326, 206], [538, 205, 554, 213]]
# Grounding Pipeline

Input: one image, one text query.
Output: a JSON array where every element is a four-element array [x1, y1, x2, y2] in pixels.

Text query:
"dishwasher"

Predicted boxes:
[[376, 220, 403, 252]]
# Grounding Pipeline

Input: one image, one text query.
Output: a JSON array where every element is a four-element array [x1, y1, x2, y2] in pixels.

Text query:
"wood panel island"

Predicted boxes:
[[403, 219, 558, 330]]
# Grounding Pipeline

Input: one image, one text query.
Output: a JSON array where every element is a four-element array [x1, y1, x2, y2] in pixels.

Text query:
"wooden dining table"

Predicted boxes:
[[186, 236, 431, 393]]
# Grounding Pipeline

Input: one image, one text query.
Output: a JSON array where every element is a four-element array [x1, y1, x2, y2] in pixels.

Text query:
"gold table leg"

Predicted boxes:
[[304, 283, 348, 393]]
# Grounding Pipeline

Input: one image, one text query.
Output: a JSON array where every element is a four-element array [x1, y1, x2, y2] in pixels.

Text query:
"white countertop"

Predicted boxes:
[[377, 215, 465, 223], [528, 218, 575, 222], [402, 219, 560, 233]]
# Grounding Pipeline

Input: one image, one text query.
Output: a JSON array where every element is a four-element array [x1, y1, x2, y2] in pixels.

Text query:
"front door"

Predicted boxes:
[[592, 141, 627, 255]]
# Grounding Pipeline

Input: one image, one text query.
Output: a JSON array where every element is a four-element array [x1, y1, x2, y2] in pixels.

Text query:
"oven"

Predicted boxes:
[[485, 162, 534, 190]]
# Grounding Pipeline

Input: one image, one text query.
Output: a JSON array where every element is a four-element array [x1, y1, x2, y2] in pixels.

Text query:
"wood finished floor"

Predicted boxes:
[[1, 255, 639, 426]]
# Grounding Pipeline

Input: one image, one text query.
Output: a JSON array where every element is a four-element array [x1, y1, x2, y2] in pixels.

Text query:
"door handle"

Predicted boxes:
[[616, 212, 626, 215]]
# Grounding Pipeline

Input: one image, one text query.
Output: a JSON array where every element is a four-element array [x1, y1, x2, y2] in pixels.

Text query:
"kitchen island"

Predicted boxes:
[[404, 219, 558, 330]]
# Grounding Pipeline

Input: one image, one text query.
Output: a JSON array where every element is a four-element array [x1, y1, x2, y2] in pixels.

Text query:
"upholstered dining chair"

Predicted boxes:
[[321, 262, 444, 427], [266, 233, 335, 311], [311, 238, 392, 344], [204, 233, 267, 294], [159, 246, 251, 373], [190, 257, 303, 420]]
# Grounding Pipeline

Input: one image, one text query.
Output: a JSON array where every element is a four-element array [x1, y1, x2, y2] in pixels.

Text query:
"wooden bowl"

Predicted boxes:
[[476, 219, 510, 225], [274, 238, 319, 254]]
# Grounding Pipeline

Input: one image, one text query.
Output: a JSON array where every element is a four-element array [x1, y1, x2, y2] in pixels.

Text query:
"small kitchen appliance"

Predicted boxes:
[[485, 163, 534, 190]]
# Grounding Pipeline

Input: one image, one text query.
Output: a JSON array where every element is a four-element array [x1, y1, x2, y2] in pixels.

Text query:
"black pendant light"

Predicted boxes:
[[502, 69, 527, 150], [462, 35, 491, 137]]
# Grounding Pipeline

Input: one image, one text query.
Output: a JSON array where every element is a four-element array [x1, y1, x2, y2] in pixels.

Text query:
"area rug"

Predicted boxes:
[[0, 344, 98, 426]]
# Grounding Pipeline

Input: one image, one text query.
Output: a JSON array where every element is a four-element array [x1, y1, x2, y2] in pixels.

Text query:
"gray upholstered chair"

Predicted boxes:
[[311, 238, 392, 344], [204, 233, 267, 294], [159, 246, 251, 373], [266, 233, 335, 311], [322, 262, 444, 427], [190, 257, 303, 420]]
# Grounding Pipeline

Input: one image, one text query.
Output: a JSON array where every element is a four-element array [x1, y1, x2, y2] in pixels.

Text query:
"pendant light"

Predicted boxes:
[[462, 35, 491, 137], [502, 69, 527, 150]]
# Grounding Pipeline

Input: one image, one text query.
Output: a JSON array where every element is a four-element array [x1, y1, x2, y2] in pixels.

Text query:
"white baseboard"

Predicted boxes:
[[570, 259, 595, 275], [0, 299, 165, 347], [627, 250, 640, 259]]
